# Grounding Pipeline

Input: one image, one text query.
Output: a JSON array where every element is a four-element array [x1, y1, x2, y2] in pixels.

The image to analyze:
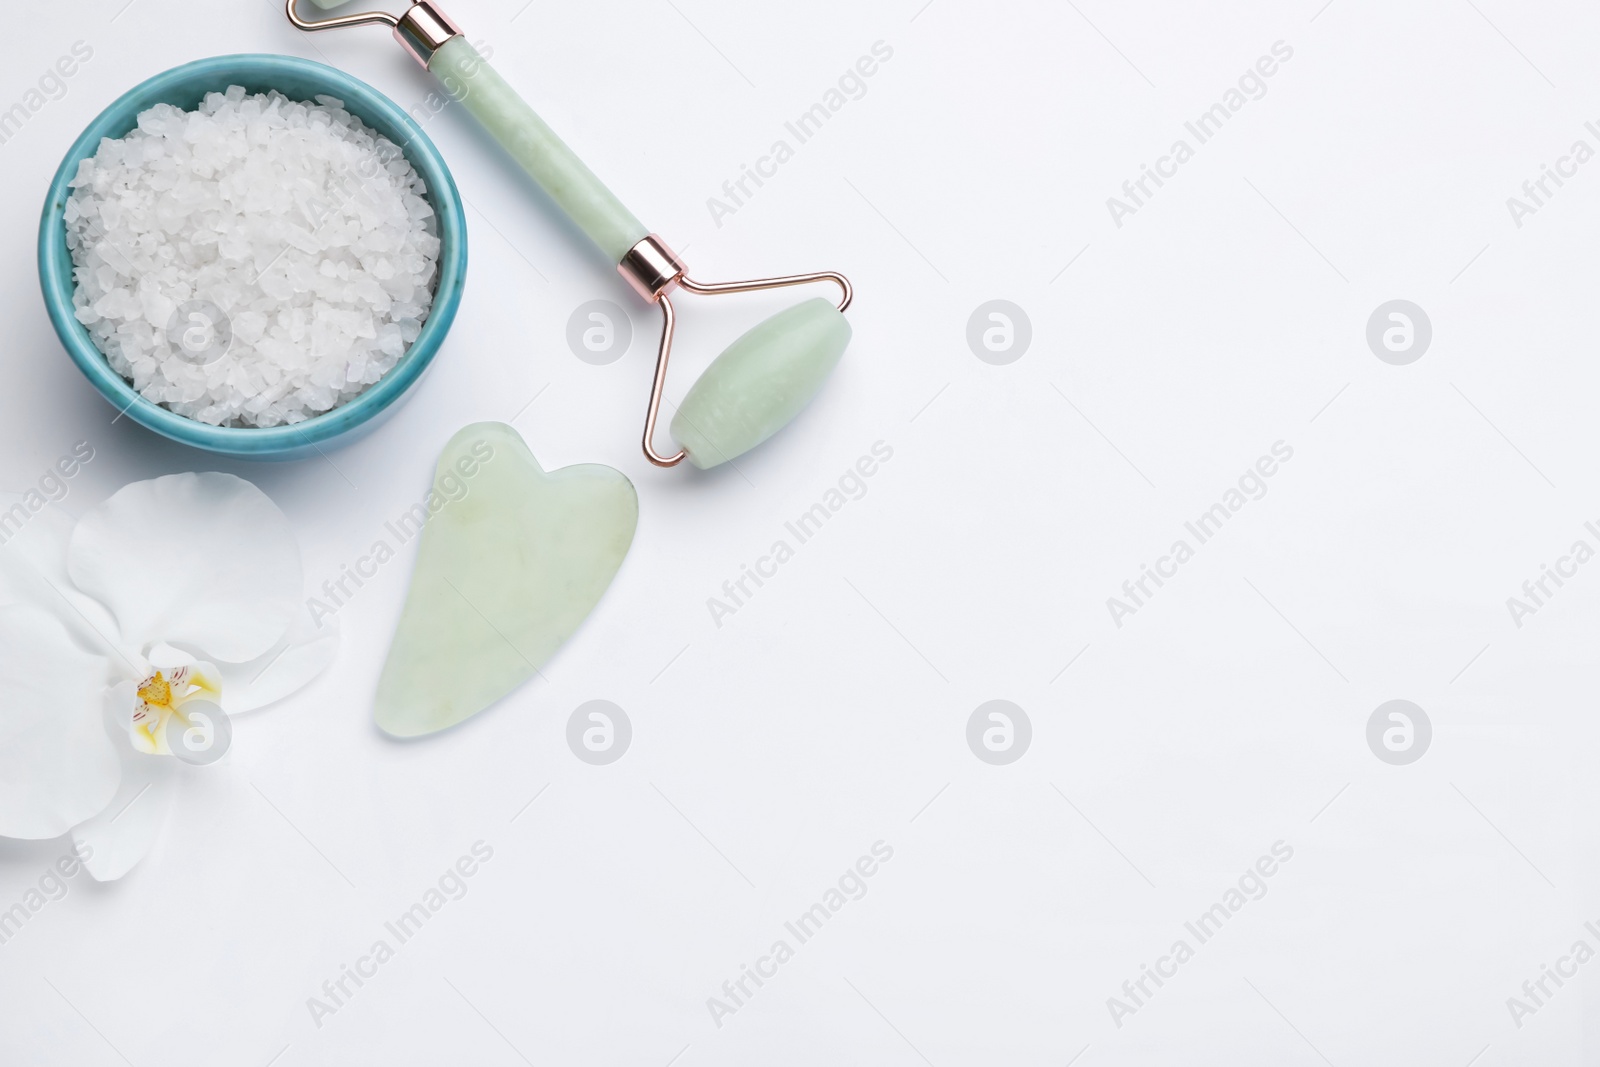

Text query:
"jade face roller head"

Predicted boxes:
[[288, 0, 854, 469]]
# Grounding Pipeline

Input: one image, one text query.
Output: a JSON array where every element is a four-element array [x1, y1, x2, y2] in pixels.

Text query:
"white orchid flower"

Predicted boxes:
[[0, 472, 337, 880]]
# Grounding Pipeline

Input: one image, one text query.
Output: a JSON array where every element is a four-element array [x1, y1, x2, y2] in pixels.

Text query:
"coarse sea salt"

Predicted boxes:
[[64, 86, 441, 428]]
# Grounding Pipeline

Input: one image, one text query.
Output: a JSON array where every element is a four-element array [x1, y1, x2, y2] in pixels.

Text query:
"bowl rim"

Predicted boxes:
[[38, 52, 467, 457]]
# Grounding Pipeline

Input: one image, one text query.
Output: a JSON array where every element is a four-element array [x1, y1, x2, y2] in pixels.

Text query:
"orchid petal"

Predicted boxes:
[[164, 661, 223, 706], [145, 642, 197, 676], [0, 494, 124, 662], [0, 494, 74, 603], [214, 610, 340, 714], [0, 605, 120, 839], [71, 736, 176, 881], [67, 473, 301, 662]]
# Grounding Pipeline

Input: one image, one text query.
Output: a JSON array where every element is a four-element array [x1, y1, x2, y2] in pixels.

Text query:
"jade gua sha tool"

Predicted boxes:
[[289, 0, 855, 469], [373, 422, 638, 737]]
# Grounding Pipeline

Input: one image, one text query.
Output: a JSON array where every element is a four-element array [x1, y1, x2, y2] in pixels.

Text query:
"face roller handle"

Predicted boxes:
[[293, 1, 650, 261], [288, 1, 853, 470], [429, 38, 653, 263]]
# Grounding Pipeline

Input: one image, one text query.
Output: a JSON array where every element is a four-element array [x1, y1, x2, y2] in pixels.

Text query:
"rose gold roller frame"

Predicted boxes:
[[288, 0, 853, 467], [617, 236, 852, 467]]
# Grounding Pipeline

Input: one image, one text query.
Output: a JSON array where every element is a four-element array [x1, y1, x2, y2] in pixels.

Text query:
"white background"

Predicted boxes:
[[4, 0, 1600, 1063]]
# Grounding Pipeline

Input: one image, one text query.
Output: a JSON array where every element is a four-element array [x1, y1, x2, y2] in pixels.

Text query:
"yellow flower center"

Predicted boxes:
[[129, 665, 221, 755], [137, 673, 173, 708]]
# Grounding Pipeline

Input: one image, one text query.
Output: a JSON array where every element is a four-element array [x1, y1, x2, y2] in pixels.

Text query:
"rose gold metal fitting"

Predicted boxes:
[[617, 234, 853, 468], [285, 1, 462, 68], [617, 235, 687, 303], [394, 3, 462, 66]]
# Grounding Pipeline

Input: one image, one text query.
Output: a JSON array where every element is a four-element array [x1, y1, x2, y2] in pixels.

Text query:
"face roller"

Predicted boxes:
[[287, 0, 854, 469]]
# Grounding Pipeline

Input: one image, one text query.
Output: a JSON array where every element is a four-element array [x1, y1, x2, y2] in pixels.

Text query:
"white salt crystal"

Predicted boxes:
[[65, 87, 441, 428]]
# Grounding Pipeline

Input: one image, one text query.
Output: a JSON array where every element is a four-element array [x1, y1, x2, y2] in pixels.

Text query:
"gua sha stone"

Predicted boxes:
[[374, 422, 638, 737]]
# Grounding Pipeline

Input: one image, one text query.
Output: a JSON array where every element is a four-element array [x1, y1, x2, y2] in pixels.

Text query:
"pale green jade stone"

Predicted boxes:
[[428, 38, 649, 263], [671, 297, 851, 469], [374, 422, 638, 738]]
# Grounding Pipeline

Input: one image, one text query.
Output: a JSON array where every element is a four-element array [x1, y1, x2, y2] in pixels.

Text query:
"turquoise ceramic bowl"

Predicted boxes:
[[38, 54, 467, 460]]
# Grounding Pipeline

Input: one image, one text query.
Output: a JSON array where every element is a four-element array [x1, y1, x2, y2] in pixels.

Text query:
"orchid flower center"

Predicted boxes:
[[130, 665, 221, 756]]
